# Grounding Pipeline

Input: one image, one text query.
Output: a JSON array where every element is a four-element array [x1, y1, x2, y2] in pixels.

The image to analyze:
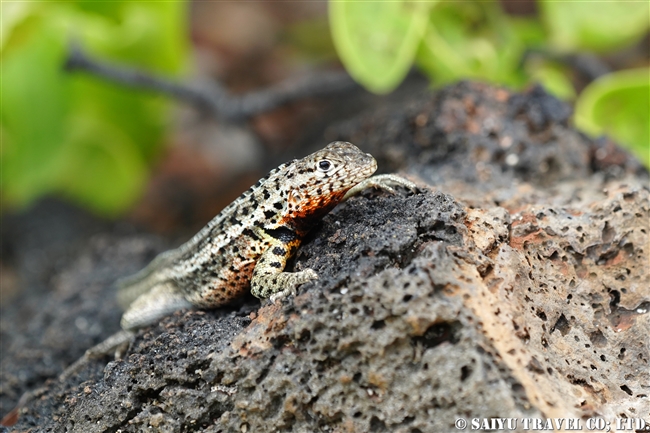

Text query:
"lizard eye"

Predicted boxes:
[[317, 159, 332, 172]]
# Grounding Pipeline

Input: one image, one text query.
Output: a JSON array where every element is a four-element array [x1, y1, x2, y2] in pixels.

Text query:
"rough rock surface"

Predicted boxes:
[[2, 82, 649, 432]]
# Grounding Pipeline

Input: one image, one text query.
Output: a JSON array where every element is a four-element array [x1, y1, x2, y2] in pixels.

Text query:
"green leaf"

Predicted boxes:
[[1, 2, 36, 51], [539, 1, 650, 53], [1, 13, 71, 206], [574, 68, 650, 168], [74, 2, 187, 73], [509, 17, 546, 47], [72, 0, 129, 22], [329, 0, 433, 94], [59, 113, 148, 216]]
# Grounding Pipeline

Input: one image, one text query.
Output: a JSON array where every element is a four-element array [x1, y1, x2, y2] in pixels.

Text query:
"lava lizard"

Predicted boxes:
[[4, 142, 414, 419], [60, 141, 416, 377]]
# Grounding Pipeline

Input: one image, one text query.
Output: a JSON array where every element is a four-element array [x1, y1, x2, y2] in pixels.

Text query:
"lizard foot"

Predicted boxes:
[[269, 268, 318, 303], [343, 174, 417, 200]]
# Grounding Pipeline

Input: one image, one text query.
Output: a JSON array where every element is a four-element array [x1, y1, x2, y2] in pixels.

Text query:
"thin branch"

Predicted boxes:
[[64, 44, 360, 121]]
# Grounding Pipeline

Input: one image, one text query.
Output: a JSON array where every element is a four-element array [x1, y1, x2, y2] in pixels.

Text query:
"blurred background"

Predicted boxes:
[[2, 1, 649, 299]]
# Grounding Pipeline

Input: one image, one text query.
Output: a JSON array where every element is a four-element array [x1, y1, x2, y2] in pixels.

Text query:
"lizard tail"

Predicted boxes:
[[115, 250, 176, 309]]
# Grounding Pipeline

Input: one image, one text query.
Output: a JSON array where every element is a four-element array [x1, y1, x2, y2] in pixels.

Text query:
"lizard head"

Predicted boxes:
[[281, 141, 377, 231]]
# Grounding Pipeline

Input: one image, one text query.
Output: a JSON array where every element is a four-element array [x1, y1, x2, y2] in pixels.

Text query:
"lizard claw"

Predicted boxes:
[[269, 268, 318, 303], [303, 268, 319, 281], [376, 184, 397, 195], [270, 290, 293, 303]]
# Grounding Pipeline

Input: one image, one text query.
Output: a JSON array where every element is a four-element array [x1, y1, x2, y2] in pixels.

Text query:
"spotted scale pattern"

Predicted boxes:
[[117, 142, 384, 330]]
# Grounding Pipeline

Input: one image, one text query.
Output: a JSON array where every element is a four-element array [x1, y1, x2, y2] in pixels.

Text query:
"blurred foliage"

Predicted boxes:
[[2, 1, 187, 216], [329, 0, 649, 168], [539, 1, 650, 53], [2, 1, 647, 219], [285, 18, 338, 64], [417, 3, 538, 88], [575, 68, 650, 168], [329, 1, 433, 93]]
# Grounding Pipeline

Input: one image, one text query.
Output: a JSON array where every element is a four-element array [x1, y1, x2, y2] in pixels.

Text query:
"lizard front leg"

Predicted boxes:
[[343, 173, 417, 201], [250, 238, 318, 302]]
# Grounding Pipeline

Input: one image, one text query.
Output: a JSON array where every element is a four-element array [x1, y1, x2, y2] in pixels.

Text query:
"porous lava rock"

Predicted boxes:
[[2, 82, 648, 432]]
